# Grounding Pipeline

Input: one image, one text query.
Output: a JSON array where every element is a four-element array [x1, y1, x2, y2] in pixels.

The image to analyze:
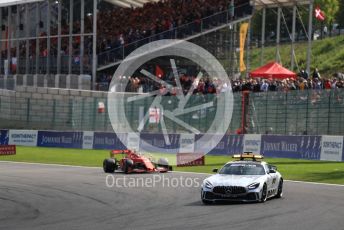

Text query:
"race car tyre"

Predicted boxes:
[[123, 159, 134, 174], [103, 158, 117, 173], [276, 179, 283, 198], [157, 158, 169, 168], [260, 183, 268, 203]]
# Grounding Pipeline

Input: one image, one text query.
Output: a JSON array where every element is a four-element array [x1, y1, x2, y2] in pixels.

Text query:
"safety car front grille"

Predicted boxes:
[[213, 186, 246, 195], [204, 192, 257, 201]]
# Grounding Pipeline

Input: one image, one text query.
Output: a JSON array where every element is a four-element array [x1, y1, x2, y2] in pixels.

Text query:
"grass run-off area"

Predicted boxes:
[[1, 146, 344, 185]]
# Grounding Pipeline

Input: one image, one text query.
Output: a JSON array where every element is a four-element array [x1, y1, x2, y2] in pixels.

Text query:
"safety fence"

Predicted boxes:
[[0, 87, 344, 135], [0, 129, 343, 162], [247, 89, 344, 135]]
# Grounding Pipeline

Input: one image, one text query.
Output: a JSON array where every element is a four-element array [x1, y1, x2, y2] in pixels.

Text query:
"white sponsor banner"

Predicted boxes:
[[243, 134, 261, 154], [179, 134, 195, 153], [9, 130, 38, 146], [320, 135, 343, 161], [127, 133, 140, 150], [82, 131, 94, 149]]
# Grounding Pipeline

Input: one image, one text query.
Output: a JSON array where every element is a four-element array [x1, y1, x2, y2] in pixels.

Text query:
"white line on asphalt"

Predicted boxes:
[[284, 180, 344, 187], [1, 161, 344, 188], [172, 171, 344, 187], [0, 161, 100, 169]]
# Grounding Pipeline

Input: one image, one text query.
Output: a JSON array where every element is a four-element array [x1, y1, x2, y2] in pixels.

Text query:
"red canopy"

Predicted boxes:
[[250, 62, 296, 80]]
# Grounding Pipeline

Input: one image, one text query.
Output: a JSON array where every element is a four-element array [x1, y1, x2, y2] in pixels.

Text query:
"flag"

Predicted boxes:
[[149, 108, 161, 124], [315, 7, 325, 21], [155, 65, 164, 78], [239, 23, 249, 72]]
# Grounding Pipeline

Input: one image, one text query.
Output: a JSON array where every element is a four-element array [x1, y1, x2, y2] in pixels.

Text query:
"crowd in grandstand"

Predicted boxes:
[[1, 0, 251, 73], [105, 68, 344, 94], [231, 77, 344, 93], [97, 0, 251, 54]]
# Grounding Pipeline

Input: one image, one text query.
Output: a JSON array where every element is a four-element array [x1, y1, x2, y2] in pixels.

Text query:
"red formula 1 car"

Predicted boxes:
[[103, 149, 172, 174]]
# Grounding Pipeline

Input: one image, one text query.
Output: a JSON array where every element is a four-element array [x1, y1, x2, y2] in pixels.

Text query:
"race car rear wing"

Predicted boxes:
[[111, 149, 131, 155], [233, 152, 264, 161]]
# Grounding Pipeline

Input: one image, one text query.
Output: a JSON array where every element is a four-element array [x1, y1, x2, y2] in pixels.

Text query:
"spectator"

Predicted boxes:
[[312, 68, 321, 79]]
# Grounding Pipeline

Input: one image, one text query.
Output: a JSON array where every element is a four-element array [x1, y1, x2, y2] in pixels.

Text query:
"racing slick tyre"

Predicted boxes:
[[123, 159, 134, 174], [158, 158, 169, 167], [260, 183, 268, 203], [276, 179, 283, 198], [103, 158, 117, 173], [157, 158, 170, 171]]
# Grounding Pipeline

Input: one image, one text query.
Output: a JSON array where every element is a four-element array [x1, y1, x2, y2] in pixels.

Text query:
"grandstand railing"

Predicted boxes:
[[0, 88, 343, 135], [97, 3, 253, 70], [15, 56, 92, 75], [0, 74, 91, 90]]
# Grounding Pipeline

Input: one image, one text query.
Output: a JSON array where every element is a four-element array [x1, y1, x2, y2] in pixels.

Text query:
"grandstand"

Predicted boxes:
[[0, 0, 254, 90], [1, 0, 343, 137], [0, 0, 315, 89]]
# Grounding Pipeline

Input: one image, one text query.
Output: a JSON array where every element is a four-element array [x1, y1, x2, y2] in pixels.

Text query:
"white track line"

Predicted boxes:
[[0, 161, 100, 169], [172, 171, 344, 187], [284, 180, 344, 187], [1, 161, 344, 188]]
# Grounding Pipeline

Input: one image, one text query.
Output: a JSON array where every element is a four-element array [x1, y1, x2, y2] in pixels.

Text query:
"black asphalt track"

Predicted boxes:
[[0, 162, 343, 230]]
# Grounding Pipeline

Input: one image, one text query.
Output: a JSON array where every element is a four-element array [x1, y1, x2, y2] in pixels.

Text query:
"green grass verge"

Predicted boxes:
[[250, 35, 344, 76], [1, 146, 344, 185]]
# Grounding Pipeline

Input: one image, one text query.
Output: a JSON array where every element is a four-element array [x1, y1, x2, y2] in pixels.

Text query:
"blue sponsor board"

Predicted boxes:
[[342, 137, 344, 162], [194, 134, 228, 155], [208, 135, 229, 155], [93, 132, 127, 150], [139, 133, 180, 153], [194, 134, 243, 155], [261, 135, 321, 160], [227, 135, 244, 155], [37, 131, 83, 148], [0, 130, 9, 145]]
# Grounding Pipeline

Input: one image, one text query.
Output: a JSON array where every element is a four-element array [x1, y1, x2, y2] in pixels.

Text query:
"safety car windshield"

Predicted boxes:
[[219, 163, 265, 175]]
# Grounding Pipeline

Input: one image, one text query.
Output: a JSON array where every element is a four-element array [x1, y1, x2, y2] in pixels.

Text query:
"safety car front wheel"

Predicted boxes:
[[260, 183, 268, 203], [276, 179, 283, 198]]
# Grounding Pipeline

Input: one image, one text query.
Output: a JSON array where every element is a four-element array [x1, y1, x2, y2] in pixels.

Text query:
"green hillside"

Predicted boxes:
[[250, 35, 344, 77]]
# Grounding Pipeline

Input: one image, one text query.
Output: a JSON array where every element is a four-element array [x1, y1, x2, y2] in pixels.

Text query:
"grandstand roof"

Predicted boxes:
[[105, 0, 159, 8], [0, 0, 44, 8], [251, 0, 311, 9]]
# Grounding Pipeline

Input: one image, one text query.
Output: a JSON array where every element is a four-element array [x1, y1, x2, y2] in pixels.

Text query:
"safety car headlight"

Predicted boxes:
[[203, 180, 213, 189], [248, 182, 260, 190]]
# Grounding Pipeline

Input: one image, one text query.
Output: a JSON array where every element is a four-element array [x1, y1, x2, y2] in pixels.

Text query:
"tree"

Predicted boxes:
[[335, 0, 344, 27], [315, 0, 339, 25]]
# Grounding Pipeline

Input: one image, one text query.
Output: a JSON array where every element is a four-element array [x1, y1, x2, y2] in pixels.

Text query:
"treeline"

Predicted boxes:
[[251, 0, 343, 40]]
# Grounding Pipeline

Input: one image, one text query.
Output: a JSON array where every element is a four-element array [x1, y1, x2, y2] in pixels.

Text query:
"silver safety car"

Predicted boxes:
[[201, 153, 283, 204]]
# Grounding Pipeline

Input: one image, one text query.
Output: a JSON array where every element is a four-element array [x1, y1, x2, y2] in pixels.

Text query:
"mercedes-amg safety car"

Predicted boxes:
[[103, 149, 171, 174], [201, 153, 283, 204]]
